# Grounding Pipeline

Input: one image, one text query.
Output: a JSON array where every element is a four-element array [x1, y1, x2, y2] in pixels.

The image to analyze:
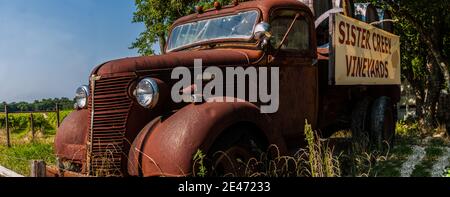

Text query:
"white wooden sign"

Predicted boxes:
[[331, 13, 401, 85]]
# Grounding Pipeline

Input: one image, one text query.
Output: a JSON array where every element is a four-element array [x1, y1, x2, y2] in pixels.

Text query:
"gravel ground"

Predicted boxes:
[[398, 136, 450, 177], [431, 147, 450, 177], [400, 145, 426, 177]]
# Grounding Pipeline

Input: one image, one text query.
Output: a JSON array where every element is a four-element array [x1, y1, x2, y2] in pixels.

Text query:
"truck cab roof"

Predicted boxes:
[[166, 0, 313, 53], [172, 0, 310, 26]]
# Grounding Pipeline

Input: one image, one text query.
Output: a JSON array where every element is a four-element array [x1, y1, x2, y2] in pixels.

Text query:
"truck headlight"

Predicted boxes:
[[75, 85, 89, 109], [134, 78, 159, 109]]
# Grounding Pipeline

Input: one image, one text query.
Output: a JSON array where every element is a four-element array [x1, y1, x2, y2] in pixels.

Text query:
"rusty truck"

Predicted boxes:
[[50, 0, 401, 177]]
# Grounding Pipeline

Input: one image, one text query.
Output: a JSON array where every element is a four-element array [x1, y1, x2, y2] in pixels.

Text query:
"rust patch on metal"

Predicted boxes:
[[54, 109, 89, 163]]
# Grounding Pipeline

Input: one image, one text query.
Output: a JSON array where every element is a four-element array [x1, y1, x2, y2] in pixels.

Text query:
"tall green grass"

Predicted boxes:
[[0, 111, 69, 176], [0, 141, 55, 176], [304, 120, 340, 177]]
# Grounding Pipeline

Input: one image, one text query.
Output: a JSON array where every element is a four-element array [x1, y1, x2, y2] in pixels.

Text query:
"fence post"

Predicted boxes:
[[4, 102, 10, 148], [30, 160, 46, 177], [56, 103, 60, 128], [30, 113, 35, 142]]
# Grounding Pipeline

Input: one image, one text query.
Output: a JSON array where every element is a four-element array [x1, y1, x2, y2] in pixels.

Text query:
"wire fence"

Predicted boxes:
[[0, 103, 69, 177], [0, 140, 57, 177], [0, 103, 66, 148]]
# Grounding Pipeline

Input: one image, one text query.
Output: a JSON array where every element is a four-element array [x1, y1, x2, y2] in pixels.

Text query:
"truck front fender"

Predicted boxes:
[[127, 101, 287, 177], [54, 109, 89, 163]]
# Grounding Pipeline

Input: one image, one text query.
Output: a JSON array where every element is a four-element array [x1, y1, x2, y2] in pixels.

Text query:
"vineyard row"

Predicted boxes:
[[0, 111, 72, 132]]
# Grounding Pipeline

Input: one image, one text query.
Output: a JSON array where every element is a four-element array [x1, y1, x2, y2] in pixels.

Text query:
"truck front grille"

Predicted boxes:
[[87, 74, 136, 176]]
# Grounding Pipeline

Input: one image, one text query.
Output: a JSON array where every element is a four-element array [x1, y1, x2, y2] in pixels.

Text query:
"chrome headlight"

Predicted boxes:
[[75, 85, 89, 109], [134, 78, 159, 109]]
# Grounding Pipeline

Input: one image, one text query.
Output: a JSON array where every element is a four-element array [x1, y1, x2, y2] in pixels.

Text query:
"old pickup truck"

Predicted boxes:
[[50, 0, 401, 177]]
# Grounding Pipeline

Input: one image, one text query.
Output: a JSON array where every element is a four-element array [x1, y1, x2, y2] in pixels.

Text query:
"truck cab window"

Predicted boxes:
[[271, 12, 310, 52]]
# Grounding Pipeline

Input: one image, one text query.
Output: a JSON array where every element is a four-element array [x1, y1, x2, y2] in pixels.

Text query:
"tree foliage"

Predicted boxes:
[[367, 0, 450, 89], [130, 0, 235, 55], [0, 98, 74, 113], [369, 0, 449, 129]]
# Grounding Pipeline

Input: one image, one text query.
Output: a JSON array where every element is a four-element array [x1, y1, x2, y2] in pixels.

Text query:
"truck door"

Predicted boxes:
[[269, 9, 319, 148]]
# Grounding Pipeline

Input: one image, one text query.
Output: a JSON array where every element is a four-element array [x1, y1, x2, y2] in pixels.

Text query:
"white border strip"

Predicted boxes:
[[0, 165, 24, 177]]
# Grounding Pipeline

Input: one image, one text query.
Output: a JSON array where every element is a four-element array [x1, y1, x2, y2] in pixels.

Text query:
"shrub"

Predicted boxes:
[[396, 120, 420, 137]]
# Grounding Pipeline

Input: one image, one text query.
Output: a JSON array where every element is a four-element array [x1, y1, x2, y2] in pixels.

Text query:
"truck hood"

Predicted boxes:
[[94, 49, 264, 75]]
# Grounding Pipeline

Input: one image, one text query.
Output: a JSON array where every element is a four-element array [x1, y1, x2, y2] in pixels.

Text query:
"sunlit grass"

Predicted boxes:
[[0, 129, 55, 176]]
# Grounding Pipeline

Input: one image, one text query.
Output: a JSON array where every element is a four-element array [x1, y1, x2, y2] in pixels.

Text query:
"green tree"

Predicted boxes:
[[130, 0, 235, 55], [381, 0, 450, 129], [366, 0, 450, 130], [16, 102, 30, 112], [385, 0, 449, 91], [1, 98, 75, 113]]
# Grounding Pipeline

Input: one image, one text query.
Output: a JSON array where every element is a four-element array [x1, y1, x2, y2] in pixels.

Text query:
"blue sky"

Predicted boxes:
[[0, 0, 153, 102]]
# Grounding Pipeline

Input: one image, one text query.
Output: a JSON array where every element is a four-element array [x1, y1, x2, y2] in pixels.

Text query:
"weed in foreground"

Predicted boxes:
[[193, 120, 341, 177]]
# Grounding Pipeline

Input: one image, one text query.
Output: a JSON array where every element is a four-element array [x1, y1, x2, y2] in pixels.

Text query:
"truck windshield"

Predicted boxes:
[[167, 10, 259, 51]]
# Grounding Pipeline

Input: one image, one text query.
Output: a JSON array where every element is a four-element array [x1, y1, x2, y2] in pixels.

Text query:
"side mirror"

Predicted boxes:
[[254, 22, 271, 48]]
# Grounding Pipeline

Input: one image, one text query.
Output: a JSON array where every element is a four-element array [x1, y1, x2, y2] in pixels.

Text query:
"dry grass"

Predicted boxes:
[[194, 122, 395, 177], [89, 142, 124, 177], [193, 120, 341, 177], [326, 130, 383, 177]]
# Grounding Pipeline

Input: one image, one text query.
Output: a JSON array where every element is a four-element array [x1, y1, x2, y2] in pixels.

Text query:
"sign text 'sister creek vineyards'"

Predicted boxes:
[[332, 14, 401, 85]]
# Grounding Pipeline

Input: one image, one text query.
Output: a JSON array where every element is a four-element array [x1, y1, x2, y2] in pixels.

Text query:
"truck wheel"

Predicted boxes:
[[351, 98, 371, 150], [208, 127, 267, 177], [370, 97, 395, 151]]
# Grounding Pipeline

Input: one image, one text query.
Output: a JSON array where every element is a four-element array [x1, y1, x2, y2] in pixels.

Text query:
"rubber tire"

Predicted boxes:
[[370, 97, 395, 151], [351, 98, 371, 150], [207, 127, 267, 177]]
